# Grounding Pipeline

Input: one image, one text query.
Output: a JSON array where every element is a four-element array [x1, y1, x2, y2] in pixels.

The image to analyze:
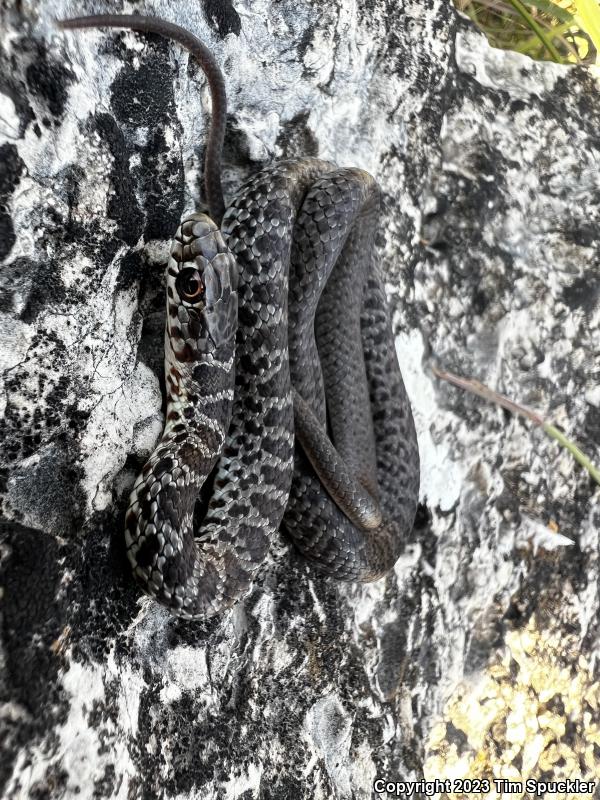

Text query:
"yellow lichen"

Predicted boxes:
[[423, 617, 600, 799]]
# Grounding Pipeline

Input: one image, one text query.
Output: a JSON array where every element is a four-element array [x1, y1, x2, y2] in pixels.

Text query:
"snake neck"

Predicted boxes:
[[162, 338, 235, 447]]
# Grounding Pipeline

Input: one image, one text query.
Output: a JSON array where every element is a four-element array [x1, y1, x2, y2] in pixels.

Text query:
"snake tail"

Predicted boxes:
[[56, 13, 227, 223]]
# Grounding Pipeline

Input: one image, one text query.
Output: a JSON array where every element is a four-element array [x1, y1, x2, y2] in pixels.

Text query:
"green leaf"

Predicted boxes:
[[457, 0, 596, 63], [573, 0, 600, 54]]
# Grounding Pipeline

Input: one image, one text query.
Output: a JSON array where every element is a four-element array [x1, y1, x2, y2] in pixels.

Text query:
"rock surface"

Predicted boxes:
[[1, 1, 599, 798]]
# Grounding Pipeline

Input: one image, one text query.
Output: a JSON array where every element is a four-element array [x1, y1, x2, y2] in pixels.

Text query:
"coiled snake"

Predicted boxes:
[[58, 14, 420, 619]]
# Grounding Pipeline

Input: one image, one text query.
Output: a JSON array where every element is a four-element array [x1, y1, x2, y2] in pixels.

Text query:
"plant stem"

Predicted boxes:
[[432, 365, 600, 487], [431, 366, 545, 425], [505, 0, 564, 59], [543, 422, 600, 485], [519, 20, 581, 61]]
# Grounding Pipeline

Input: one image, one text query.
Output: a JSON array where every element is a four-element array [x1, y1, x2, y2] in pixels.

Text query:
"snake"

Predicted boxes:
[[58, 14, 420, 619]]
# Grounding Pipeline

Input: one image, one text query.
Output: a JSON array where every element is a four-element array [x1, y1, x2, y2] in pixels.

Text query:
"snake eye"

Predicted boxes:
[[176, 267, 204, 303]]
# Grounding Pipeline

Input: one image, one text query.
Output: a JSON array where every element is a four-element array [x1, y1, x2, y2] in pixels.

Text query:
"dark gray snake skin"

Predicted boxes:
[[59, 15, 420, 619]]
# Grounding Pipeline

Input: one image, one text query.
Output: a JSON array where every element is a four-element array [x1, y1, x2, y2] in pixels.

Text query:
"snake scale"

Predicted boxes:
[[58, 14, 420, 619]]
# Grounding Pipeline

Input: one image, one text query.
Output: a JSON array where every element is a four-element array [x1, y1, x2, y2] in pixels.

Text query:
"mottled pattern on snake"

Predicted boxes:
[[129, 160, 338, 618], [284, 169, 419, 580], [58, 16, 420, 619]]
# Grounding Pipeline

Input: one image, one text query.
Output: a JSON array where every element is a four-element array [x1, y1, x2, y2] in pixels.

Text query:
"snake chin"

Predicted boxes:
[[205, 292, 238, 350]]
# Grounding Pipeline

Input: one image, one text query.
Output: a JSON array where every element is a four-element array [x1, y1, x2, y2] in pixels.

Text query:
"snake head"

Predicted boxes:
[[167, 213, 238, 362]]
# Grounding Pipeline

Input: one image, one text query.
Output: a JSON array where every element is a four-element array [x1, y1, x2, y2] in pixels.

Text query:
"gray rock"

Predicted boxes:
[[1, 0, 599, 798]]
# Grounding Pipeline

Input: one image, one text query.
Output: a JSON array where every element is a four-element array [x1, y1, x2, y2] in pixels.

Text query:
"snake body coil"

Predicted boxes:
[[59, 15, 420, 619]]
